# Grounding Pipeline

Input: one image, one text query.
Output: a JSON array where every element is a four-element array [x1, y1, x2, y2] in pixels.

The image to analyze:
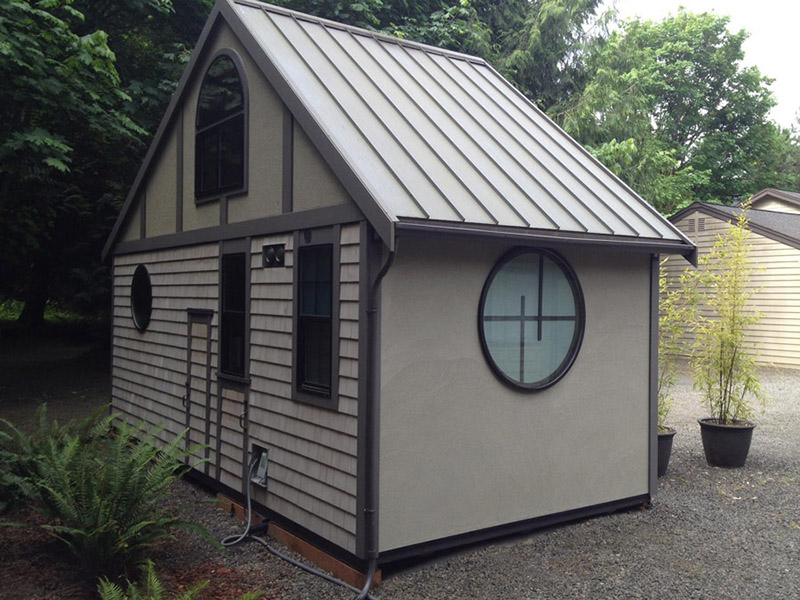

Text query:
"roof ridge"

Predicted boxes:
[[231, 0, 489, 65]]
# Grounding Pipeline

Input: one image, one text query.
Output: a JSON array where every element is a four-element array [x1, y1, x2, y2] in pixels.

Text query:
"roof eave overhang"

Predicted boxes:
[[395, 220, 698, 266]]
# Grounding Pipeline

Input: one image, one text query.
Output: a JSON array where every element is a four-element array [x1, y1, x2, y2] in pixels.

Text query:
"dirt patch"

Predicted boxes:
[[0, 335, 110, 429]]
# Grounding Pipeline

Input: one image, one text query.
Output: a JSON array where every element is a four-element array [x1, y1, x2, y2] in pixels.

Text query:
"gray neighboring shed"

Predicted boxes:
[[667, 192, 800, 369], [104, 0, 695, 572]]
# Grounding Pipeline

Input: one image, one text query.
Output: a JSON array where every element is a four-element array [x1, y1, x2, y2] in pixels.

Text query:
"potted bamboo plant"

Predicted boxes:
[[657, 259, 694, 477], [691, 203, 765, 468]]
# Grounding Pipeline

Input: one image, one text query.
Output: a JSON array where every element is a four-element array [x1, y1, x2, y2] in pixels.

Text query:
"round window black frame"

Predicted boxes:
[[477, 247, 585, 391], [131, 264, 153, 332]]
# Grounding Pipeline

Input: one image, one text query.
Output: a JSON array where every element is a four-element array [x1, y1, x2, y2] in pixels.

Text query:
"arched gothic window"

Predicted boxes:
[[195, 53, 246, 199]]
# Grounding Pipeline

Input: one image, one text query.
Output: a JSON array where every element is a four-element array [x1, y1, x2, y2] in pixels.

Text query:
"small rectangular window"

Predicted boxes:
[[297, 245, 333, 396], [221, 252, 246, 377]]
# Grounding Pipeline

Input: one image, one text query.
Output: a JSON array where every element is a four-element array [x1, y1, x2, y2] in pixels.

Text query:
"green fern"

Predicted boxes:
[[97, 560, 263, 600], [0, 403, 113, 512], [97, 560, 208, 600], [1, 406, 211, 578]]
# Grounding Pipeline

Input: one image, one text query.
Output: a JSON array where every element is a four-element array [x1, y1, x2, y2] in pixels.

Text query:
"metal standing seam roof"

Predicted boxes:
[[103, 0, 696, 259], [230, 0, 692, 251]]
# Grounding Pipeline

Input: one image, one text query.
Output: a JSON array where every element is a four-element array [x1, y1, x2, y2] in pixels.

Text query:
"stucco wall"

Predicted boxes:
[[120, 197, 142, 243], [379, 237, 651, 552], [145, 128, 178, 237], [292, 122, 353, 212]]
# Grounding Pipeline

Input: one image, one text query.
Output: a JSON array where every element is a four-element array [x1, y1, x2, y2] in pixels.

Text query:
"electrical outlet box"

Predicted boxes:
[[262, 244, 285, 268], [251, 447, 269, 488]]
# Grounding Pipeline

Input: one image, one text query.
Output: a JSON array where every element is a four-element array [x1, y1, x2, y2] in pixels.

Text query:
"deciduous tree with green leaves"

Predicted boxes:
[[0, 0, 146, 324], [559, 10, 788, 212], [0, 0, 212, 325]]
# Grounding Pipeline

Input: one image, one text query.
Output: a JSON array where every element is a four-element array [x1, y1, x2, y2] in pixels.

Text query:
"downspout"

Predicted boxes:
[[357, 238, 397, 600]]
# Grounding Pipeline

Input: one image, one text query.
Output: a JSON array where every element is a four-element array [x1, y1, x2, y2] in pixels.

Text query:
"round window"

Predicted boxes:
[[478, 248, 584, 391], [131, 264, 153, 332]]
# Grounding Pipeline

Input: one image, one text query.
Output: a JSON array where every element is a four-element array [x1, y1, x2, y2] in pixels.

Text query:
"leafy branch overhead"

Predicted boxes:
[[557, 9, 799, 213]]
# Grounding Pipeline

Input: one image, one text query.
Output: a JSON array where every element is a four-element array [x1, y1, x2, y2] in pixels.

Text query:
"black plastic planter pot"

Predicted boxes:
[[698, 418, 756, 468], [657, 427, 676, 477]]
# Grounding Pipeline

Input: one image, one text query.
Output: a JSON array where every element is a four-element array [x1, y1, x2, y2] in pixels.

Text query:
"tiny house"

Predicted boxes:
[[667, 189, 800, 369], [104, 0, 696, 571]]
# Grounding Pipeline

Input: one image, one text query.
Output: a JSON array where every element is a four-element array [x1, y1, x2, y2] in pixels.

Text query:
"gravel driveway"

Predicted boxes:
[[175, 365, 800, 599]]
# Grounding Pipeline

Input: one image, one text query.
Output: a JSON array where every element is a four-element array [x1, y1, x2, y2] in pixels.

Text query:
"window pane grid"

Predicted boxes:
[[297, 244, 333, 396], [195, 55, 245, 198], [220, 252, 246, 377], [479, 249, 583, 390]]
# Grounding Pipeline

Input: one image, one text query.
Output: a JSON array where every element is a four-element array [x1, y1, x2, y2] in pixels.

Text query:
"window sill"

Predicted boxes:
[[294, 387, 339, 411], [216, 371, 251, 387], [195, 185, 247, 205]]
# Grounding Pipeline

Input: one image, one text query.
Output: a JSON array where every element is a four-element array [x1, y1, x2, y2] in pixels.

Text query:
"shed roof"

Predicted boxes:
[[104, 0, 695, 260], [670, 202, 800, 252]]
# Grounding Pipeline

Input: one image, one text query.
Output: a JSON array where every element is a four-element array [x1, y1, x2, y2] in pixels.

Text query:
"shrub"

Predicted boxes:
[[0, 403, 112, 513], [1, 407, 209, 578], [657, 258, 696, 431], [690, 203, 766, 423]]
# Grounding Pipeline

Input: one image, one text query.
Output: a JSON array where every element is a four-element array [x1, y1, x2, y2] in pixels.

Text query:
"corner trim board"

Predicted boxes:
[[649, 253, 659, 497], [355, 220, 370, 558]]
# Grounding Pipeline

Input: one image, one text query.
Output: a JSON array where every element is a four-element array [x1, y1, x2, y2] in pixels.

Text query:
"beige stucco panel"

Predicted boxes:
[[292, 122, 354, 212], [120, 198, 142, 243], [145, 124, 178, 237], [225, 26, 283, 223], [379, 238, 651, 552]]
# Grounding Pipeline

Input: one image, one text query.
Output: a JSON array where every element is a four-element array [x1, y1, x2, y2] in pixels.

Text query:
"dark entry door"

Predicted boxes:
[[184, 309, 218, 476]]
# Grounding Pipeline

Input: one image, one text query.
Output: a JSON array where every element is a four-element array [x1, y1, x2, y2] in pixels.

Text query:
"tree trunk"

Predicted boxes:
[[17, 259, 50, 328]]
